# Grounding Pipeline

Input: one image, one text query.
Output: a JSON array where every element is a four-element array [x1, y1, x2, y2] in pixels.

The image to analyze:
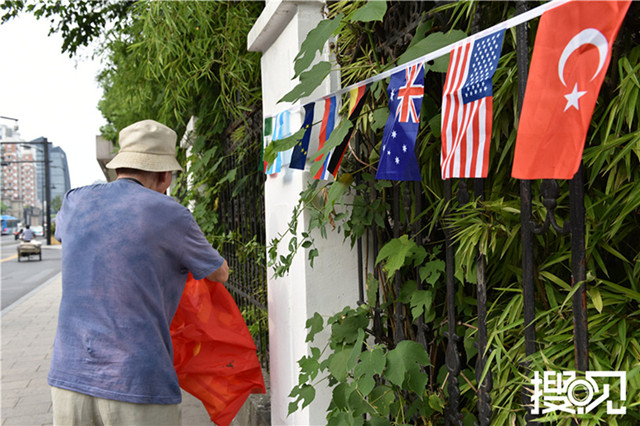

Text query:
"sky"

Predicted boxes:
[[0, 13, 107, 189]]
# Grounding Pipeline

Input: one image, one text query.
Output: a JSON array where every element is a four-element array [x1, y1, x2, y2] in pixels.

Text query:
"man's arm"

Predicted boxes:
[[206, 259, 229, 283]]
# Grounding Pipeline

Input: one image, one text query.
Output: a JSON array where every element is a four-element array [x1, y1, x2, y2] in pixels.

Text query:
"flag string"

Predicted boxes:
[[266, 0, 571, 120]]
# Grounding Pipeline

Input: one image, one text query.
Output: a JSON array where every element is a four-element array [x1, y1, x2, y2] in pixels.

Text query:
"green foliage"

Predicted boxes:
[[95, 1, 263, 139], [1, 0, 134, 56], [279, 1, 640, 424], [276, 0, 388, 105], [376, 235, 426, 277], [51, 195, 62, 213], [289, 302, 441, 425]]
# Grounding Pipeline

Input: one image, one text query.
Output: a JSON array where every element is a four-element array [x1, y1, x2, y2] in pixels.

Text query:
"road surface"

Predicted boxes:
[[1, 235, 62, 310]]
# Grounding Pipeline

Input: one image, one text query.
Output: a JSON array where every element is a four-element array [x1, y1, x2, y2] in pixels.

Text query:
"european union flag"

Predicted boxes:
[[289, 103, 315, 170], [376, 63, 424, 181]]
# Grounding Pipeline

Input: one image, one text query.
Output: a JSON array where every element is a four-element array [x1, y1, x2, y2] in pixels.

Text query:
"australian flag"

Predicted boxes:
[[376, 63, 424, 181]]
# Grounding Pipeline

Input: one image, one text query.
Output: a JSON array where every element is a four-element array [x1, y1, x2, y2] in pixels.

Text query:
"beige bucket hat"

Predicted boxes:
[[106, 119, 183, 172]]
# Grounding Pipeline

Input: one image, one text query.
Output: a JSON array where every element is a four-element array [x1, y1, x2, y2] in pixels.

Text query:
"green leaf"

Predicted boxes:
[[305, 312, 324, 342], [419, 259, 445, 286], [348, 1, 387, 23], [398, 280, 418, 304], [428, 113, 442, 138], [331, 310, 369, 344], [347, 388, 370, 416], [356, 373, 375, 397], [347, 328, 365, 370], [332, 382, 354, 410], [384, 340, 430, 392], [309, 120, 353, 177], [355, 346, 386, 378], [428, 394, 445, 413], [368, 415, 392, 426], [327, 411, 363, 426], [263, 127, 306, 166], [397, 30, 467, 70], [324, 176, 352, 217], [280, 61, 332, 103], [375, 235, 417, 276], [589, 287, 603, 313], [368, 385, 395, 417], [328, 346, 352, 382], [294, 15, 343, 77], [410, 288, 435, 319], [365, 274, 379, 308], [288, 384, 316, 414], [372, 106, 389, 132], [298, 349, 321, 381]]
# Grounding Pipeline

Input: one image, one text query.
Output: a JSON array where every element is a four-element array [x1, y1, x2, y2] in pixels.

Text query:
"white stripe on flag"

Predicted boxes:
[[475, 98, 487, 177], [441, 35, 495, 180]]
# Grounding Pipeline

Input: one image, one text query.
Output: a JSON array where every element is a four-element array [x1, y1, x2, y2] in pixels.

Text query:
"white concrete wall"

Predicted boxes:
[[248, 2, 360, 425]]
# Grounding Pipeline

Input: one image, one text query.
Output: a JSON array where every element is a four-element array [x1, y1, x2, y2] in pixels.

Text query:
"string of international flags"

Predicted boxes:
[[263, 0, 631, 182]]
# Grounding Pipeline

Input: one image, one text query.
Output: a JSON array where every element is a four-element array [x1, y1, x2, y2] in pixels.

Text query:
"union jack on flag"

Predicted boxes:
[[396, 64, 423, 123], [441, 29, 505, 180]]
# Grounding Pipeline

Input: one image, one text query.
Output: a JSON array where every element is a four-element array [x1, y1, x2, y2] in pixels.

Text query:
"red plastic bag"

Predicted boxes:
[[171, 273, 266, 426]]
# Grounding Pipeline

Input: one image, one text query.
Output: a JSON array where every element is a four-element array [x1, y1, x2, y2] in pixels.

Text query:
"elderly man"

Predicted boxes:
[[48, 119, 228, 425], [21, 225, 35, 242]]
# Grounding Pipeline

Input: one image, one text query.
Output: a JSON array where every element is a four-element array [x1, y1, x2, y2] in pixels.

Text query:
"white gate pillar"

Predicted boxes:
[[248, 2, 359, 424]]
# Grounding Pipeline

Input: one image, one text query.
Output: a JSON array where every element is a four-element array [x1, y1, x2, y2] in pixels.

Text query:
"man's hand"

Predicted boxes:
[[206, 259, 229, 283]]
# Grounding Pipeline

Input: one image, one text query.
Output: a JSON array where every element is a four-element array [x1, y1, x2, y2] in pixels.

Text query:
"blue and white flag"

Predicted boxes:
[[376, 63, 424, 181], [265, 110, 292, 174]]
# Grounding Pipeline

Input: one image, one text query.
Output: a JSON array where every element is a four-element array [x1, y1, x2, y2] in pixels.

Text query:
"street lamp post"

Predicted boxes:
[[43, 138, 51, 245]]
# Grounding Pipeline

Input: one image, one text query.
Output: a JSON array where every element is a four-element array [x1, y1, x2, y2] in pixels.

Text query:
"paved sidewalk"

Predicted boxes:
[[1, 273, 213, 426]]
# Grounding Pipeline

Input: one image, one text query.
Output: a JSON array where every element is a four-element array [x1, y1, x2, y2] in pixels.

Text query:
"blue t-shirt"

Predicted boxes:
[[48, 179, 224, 404]]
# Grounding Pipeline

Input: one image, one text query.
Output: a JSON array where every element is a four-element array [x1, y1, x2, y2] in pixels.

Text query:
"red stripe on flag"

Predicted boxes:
[[313, 98, 334, 179], [441, 38, 493, 180], [327, 84, 369, 177]]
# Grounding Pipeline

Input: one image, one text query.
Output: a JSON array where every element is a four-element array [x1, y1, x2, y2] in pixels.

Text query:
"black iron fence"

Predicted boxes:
[[348, 2, 594, 424], [217, 109, 270, 370]]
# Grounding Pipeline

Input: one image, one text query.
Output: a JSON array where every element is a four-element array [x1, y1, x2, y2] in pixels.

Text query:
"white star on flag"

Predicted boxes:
[[564, 83, 587, 111]]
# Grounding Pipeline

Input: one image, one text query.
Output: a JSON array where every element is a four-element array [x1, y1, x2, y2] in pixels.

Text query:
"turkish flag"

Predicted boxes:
[[512, 0, 630, 180]]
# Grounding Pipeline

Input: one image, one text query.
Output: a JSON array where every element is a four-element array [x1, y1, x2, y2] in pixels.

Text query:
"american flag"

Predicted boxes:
[[441, 29, 505, 180]]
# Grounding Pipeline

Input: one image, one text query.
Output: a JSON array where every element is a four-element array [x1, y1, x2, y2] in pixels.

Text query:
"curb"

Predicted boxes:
[[1, 272, 61, 318]]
